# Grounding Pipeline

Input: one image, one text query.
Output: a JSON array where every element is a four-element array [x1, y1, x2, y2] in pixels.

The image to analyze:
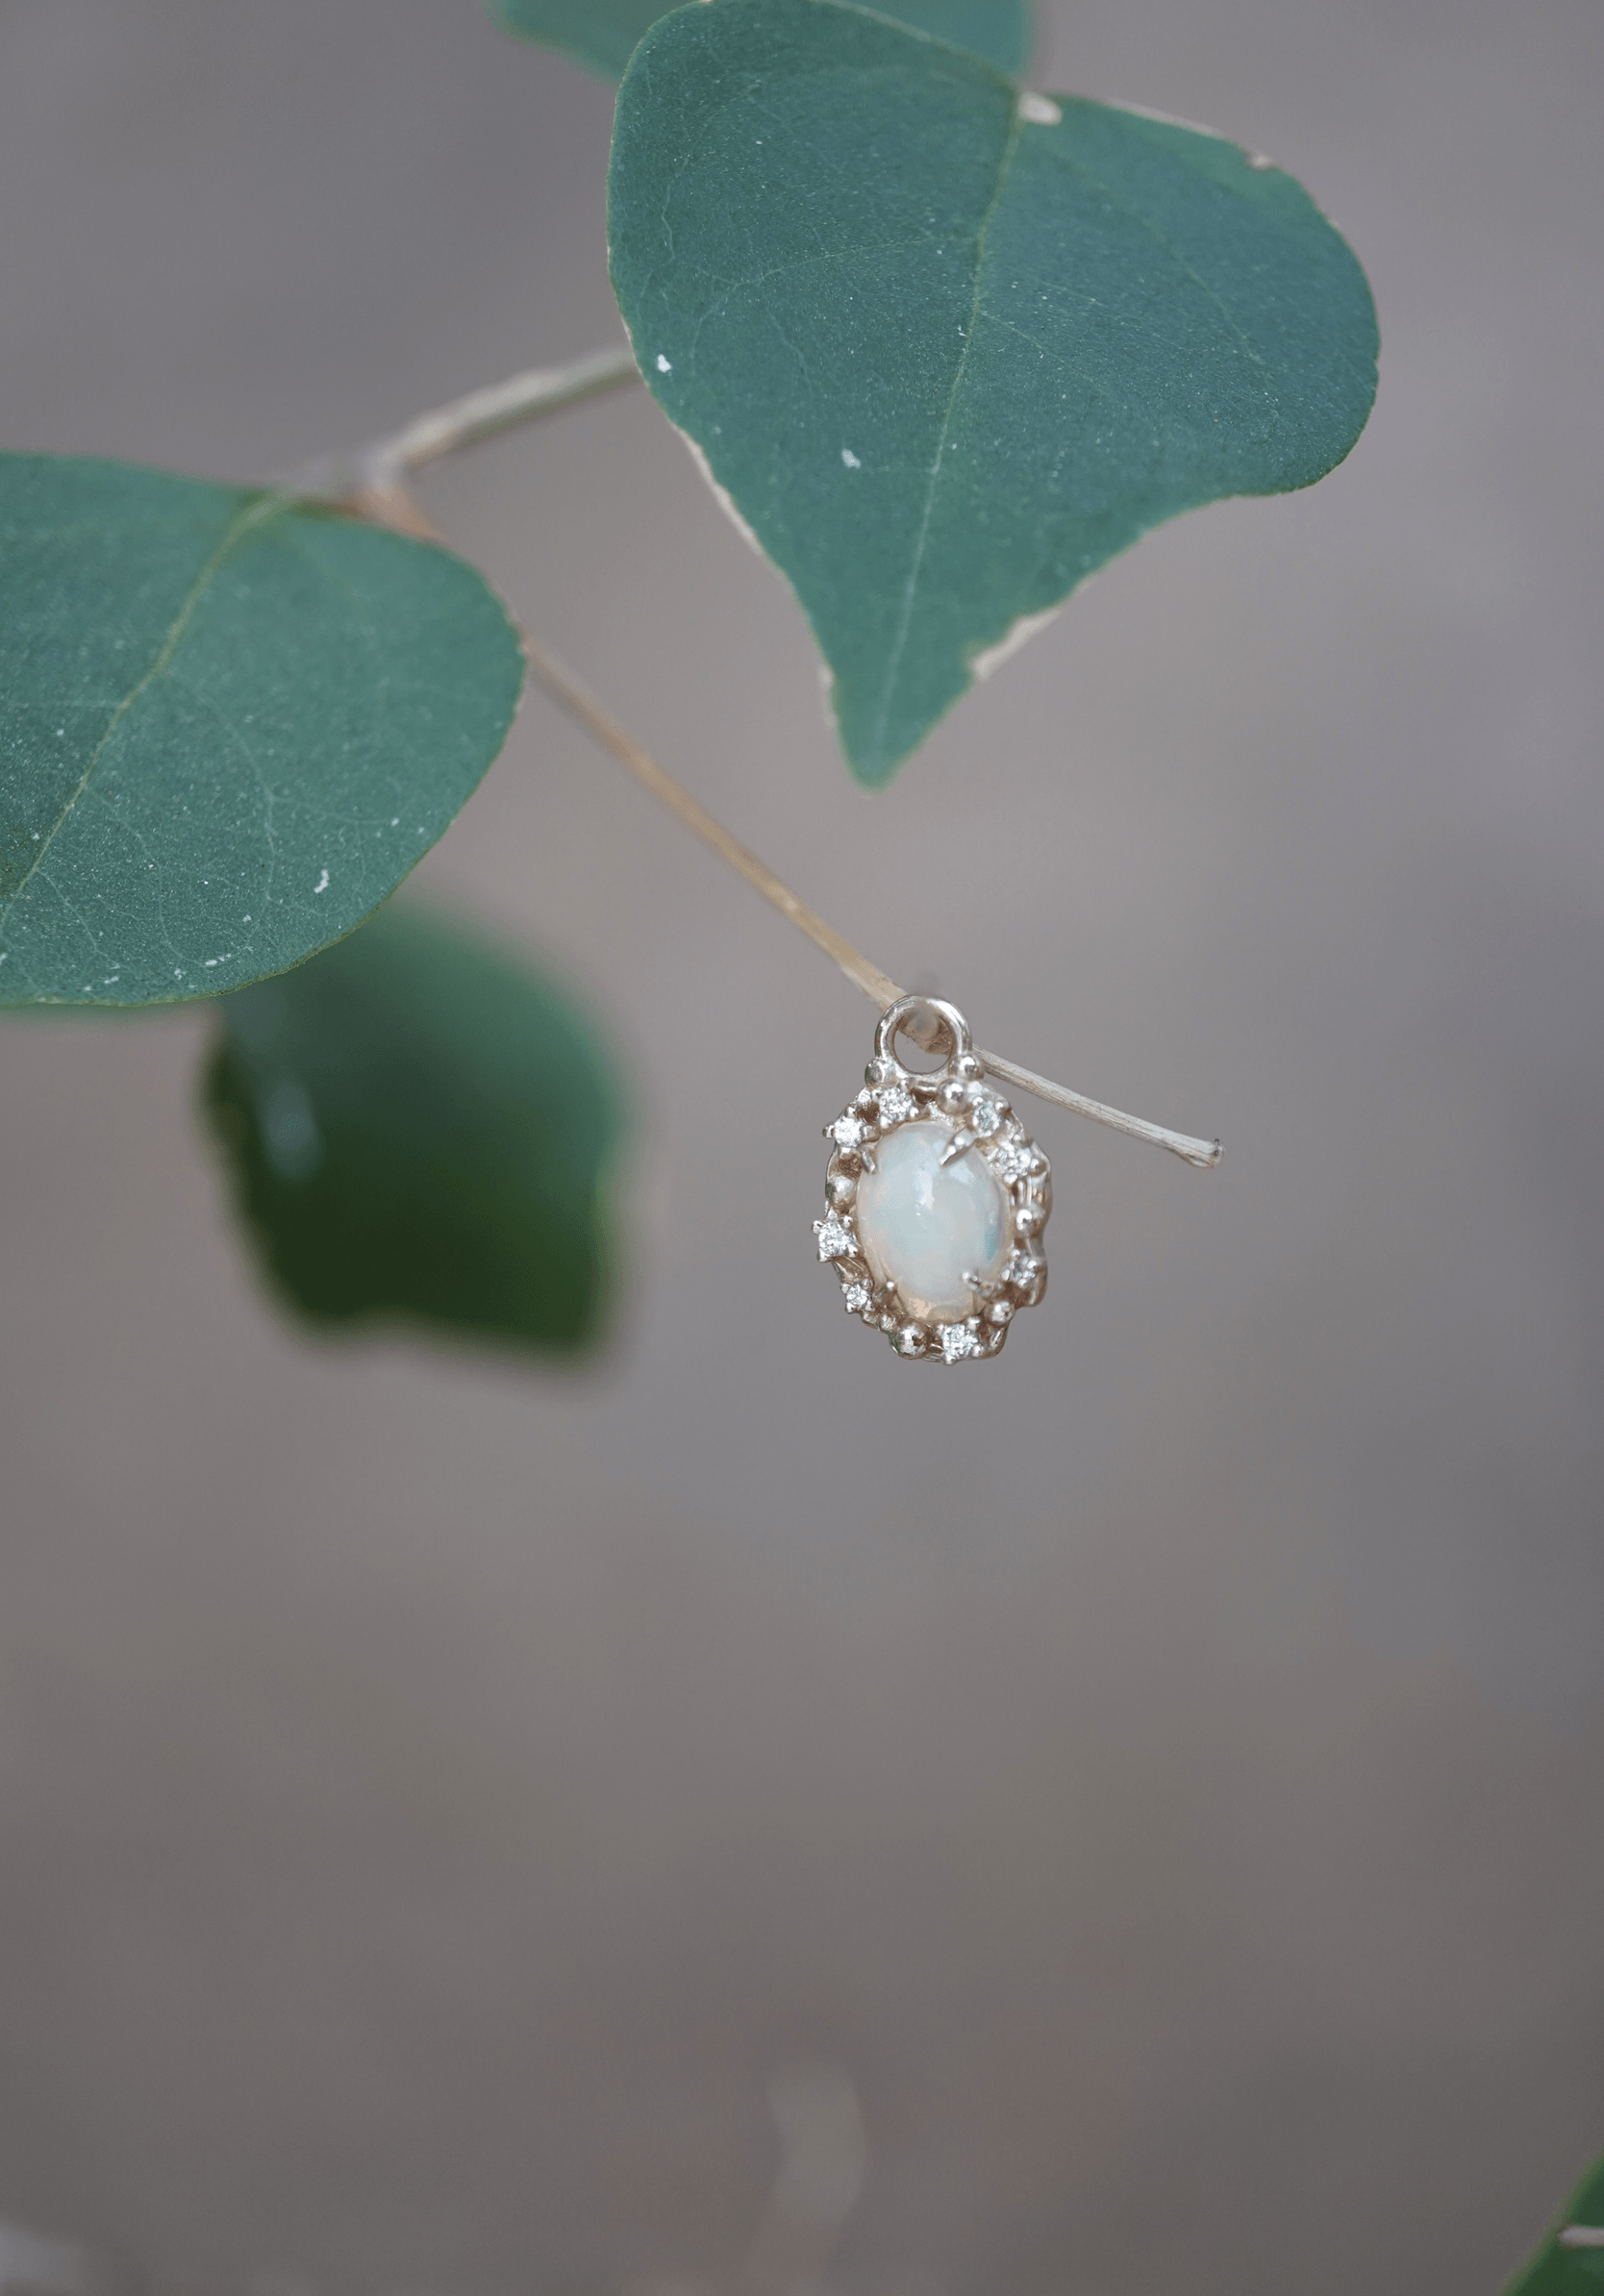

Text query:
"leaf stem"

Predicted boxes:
[[336, 468, 1219, 1171], [280, 343, 640, 501], [519, 632, 904, 1012], [518, 636, 1220, 1167]]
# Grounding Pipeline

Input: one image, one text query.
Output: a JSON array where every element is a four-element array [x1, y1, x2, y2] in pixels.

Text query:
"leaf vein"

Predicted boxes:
[[0, 492, 284, 930], [865, 109, 1023, 764]]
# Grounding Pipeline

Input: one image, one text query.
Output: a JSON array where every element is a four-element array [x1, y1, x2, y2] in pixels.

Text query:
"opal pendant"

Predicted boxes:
[[815, 996, 1051, 1362]]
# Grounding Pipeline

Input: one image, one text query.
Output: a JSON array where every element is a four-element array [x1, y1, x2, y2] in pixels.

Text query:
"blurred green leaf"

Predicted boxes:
[[0, 456, 524, 1008], [609, 0, 1378, 785], [1502, 2156, 1604, 2296], [203, 905, 622, 1358], [488, 0, 1032, 80]]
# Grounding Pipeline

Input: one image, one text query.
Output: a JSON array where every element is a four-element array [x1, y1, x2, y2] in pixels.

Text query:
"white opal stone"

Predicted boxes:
[[855, 1119, 1010, 1324]]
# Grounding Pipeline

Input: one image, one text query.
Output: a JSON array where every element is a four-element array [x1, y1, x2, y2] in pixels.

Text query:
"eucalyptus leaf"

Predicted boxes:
[[609, 0, 1378, 784], [203, 905, 621, 1357], [489, 0, 1031, 81], [0, 455, 524, 1006], [1501, 2156, 1604, 2296]]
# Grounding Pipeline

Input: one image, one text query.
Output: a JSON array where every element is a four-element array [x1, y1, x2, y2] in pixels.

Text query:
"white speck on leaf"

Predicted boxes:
[[313, 868, 330, 894], [656, 354, 672, 373], [1017, 91, 1062, 126], [840, 448, 862, 469]]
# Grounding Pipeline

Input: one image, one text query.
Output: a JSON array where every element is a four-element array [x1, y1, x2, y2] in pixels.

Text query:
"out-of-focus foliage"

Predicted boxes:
[[204, 906, 621, 1358], [1502, 2156, 1604, 2296]]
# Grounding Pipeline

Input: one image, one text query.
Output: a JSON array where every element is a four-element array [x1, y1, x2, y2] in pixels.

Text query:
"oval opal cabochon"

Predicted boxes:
[[855, 1119, 1010, 1322]]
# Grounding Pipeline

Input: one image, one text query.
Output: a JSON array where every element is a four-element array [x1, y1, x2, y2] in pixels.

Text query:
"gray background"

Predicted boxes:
[[0, 3, 1600, 2294]]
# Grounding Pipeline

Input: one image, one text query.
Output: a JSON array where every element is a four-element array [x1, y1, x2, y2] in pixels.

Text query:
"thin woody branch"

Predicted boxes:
[[279, 344, 640, 504], [324, 435, 1220, 1173]]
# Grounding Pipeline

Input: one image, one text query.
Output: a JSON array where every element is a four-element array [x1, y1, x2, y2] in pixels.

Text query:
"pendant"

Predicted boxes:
[[815, 996, 1051, 1363]]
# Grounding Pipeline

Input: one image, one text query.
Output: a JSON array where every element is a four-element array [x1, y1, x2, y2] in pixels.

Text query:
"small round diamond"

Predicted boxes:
[[969, 1096, 1003, 1136], [940, 1322, 984, 1363], [814, 1214, 856, 1261], [989, 1138, 1036, 1181], [831, 1111, 867, 1149], [876, 1084, 916, 1126], [842, 1281, 872, 1313]]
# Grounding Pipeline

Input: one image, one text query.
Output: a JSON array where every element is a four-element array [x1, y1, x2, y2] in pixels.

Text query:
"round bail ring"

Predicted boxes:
[[874, 994, 973, 1076]]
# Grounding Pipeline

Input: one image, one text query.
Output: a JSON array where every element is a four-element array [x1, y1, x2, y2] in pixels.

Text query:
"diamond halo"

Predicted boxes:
[[815, 995, 1051, 1364]]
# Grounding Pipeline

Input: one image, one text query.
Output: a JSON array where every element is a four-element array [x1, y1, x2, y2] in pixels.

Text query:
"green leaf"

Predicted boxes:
[[608, 0, 1378, 785], [489, 0, 665, 79], [202, 904, 622, 1358], [488, 0, 1032, 81], [1502, 2156, 1604, 2296], [0, 455, 524, 1007]]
